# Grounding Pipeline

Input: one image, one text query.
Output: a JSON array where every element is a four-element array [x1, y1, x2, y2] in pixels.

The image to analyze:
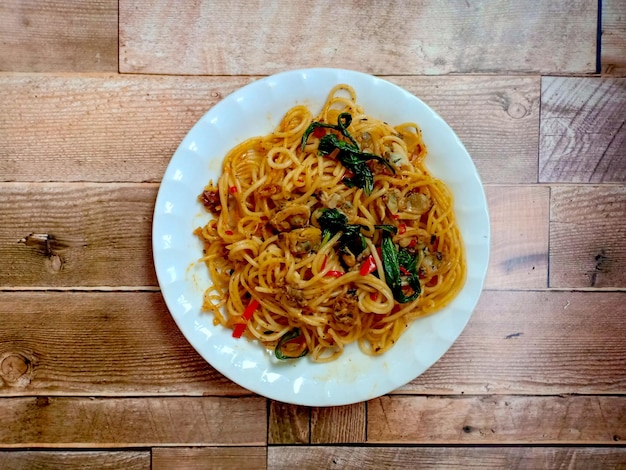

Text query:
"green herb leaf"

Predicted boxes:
[[317, 208, 348, 240], [275, 328, 308, 360], [301, 112, 358, 150], [375, 225, 398, 235], [381, 233, 421, 303], [317, 208, 367, 258], [302, 113, 395, 195]]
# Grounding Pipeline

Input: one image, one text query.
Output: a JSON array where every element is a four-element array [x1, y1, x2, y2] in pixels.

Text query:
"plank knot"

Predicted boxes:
[[0, 352, 33, 387], [18, 232, 64, 273]]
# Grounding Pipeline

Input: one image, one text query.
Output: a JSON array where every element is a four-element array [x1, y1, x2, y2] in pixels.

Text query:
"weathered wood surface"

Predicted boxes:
[[310, 403, 366, 444], [0, 292, 245, 396], [3, 291, 624, 399], [268, 401, 310, 445], [602, 0, 626, 75], [0, 397, 266, 446], [0, 75, 250, 183], [1, 183, 553, 289], [549, 185, 626, 288], [152, 447, 266, 470], [0, 451, 150, 470], [268, 446, 626, 469], [367, 395, 626, 444], [0, 183, 157, 288], [119, 1, 597, 75], [1, 0, 625, 466], [484, 185, 549, 289], [400, 291, 626, 395], [0, 0, 118, 73], [540, 77, 626, 183], [0, 74, 538, 184]]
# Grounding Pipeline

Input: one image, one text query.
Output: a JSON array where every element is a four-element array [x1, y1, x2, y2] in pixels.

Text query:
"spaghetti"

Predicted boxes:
[[194, 84, 466, 362]]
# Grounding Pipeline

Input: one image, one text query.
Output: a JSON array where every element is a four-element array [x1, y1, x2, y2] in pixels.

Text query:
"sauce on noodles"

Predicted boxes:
[[194, 84, 466, 362]]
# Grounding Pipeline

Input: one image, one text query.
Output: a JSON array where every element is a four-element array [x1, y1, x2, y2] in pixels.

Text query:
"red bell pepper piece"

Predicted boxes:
[[359, 255, 377, 276], [232, 298, 260, 338], [312, 126, 326, 138], [325, 270, 344, 278]]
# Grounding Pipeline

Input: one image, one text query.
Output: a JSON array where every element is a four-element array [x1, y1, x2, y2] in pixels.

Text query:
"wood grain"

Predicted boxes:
[[367, 395, 626, 444], [549, 185, 626, 288], [152, 447, 266, 470], [0, 0, 117, 72], [268, 446, 626, 469], [0, 74, 252, 183], [484, 185, 549, 289], [268, 402, 310, 444], [119, 1, 596, 75], [540, 77, 626, 183], [0, 183, 157, 288], [0, 74, 538, 184], [311, 403, 366, 444], [399, 290, 626, 395], [2, 290, 625, 398], [391, 75, 540, 184], [0, 397, 266, 447], [0, 451, 149, 470], [0, 292, 247, 396], [602, 0, 626, 75]]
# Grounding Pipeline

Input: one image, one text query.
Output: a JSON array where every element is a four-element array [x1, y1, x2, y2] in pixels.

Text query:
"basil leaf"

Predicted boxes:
[[275, 328, 308, 360], [335, 112, 359, 148], [302, 113, 396, 195], [318, 133, 357, 155], [317, 208, 366, 257], [318, 208, 348, 242], [301, 112, 357, 150], [381, 233, 421, 303], [301, 122, 340, 151], [375, 225, 398, 235]]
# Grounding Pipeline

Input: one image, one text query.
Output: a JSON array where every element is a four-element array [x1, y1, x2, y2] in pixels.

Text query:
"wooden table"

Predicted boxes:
[[1, 1, 625, 468]]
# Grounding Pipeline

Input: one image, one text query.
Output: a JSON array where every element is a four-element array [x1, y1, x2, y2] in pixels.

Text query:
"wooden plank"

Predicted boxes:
[[0, 74, 252, 183], [391, 76, 540, 184], [2, 290, 624, 398], [0, 451, 149, 470], [0, 0, 117, 72], [0, 292, 247, 396], [602, 0, 626, 75], [549, 185, 626, 288], [268, 446, 626, 469], [311, 403, 366, 444], [0, 75, 538, 184], [152, 447, 266, 470], [0, 183, 157, 288], [399, 290, 626, 395], [268, 402, 310, 444], [484, 185, 549, 289], [119, 1, 596, 75], [539, 77, 626, 183], [367, 395, 626, 444], [0, 397, 266, 447]]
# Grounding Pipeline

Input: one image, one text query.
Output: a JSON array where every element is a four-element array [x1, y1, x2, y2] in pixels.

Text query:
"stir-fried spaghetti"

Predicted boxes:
[[194, 84, 466, 362]]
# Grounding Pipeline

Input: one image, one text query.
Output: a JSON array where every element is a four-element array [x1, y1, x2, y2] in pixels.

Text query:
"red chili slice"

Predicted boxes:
[[232, 299, 260, 338], [325, 270, 344, 278], [312, 126, 326, 138], [359, 255, 377, 276]]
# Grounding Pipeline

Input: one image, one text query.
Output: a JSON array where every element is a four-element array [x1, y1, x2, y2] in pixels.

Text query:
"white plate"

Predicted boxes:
[[152, 68, 490, 406]]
